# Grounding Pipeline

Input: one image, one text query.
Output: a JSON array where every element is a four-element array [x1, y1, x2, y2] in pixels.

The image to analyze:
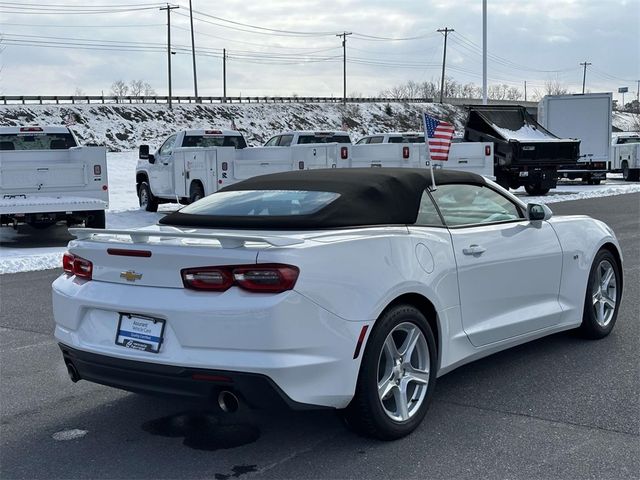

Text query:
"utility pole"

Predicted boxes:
[[482, 0, 487, 105], [336, 32, 352, 104], [188, 0, 198, 100], [524, 81, 527, 101], [580, 61, 591, 94], [222, 48, 227, 102], [160, 4, 179, 109], [437, 27, 454, 103]]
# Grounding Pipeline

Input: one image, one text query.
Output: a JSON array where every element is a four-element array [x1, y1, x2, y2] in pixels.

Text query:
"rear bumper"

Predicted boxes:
[[59, 343, 313, 410], [52, 274, 368, 409]]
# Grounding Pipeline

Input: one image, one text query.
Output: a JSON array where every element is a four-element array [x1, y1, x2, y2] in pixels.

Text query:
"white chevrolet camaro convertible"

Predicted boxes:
[[52, 168, 623, 440]]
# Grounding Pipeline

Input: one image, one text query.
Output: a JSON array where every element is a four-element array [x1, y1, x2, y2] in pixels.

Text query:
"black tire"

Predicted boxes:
[[138, 182, 158, 212], [189, 182, 205, 204], [578, 249, 622, 339], [524, 184, 550, 196], [495, 174, 510, 191], [622, 162, 640, 182], [591, 179, 601, 185], [85, 210, 106, 229], [342, 304, 437, 440], [28, 221, 56, 230]]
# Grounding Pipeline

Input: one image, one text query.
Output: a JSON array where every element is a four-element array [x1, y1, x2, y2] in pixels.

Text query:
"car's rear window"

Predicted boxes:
[[388, 136, 424, 143], [0, 133, 77, 151], [297, 135, 351, 144], [179, 190, 341, 216], [181, 135, 247, 149]]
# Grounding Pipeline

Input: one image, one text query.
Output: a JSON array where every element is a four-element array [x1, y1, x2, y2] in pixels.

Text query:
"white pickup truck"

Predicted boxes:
[[0, 126, 108, 229], [610, 133, 640, 181]]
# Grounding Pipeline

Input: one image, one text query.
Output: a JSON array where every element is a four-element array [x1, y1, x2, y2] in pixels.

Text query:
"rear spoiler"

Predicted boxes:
[[68, 228, 304, 248]]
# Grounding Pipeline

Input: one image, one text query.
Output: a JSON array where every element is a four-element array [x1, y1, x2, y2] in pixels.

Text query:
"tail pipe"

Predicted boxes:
[[217, 390, 239, 413], [65, 361, 81, 383]]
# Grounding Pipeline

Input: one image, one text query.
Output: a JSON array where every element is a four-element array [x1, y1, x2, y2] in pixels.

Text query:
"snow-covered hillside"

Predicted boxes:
[[0, 102, 467, 151]]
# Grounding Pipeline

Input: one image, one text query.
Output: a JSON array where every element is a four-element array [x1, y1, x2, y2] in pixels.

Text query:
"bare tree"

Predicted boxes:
[[129, 80, 144, 99], [110, 80, 128, 102], [143, 82, 156, 96]]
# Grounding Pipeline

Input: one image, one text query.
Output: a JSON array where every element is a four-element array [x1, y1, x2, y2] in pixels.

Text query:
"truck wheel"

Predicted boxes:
[[622, 162, 639, 181], [28, 221, 56, 230], [495, 174, 510, 191], [138, 182, 158, 212], [341, 305, 437, 440], [524, 184, 550, 196], [189, 183, 205, 204], [591, 179, 601, 185], [85, 210, 106, 229]]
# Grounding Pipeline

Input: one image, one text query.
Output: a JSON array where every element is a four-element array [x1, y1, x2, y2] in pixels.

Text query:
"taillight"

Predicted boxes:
[[402, 146, 410, 159], [340, 146, 348, 159], [182, 264, 299, 293], [182, 267, 233, 291], [485, 145, 491, 156], [62, 252, 75, 274], [62, 253, 93, 280]]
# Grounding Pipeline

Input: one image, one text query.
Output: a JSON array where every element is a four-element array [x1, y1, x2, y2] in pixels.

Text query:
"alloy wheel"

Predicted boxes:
[[377, 322, 430, 422], [592, 259, 617, 327]]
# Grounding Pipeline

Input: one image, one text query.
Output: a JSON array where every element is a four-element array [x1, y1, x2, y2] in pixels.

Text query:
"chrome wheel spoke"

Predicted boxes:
[[602, 294, 616, 309], [405, 365, 430, 385], [601, 267, 614, 290], [393, 382, 410, 421], [592, 290, 600, 306], [378, 373, 395, 401], [399, 325, 420, 358], [383, 335, 400, 359]]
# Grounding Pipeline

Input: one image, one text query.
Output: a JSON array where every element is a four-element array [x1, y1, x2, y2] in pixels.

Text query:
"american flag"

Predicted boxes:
[[423, 113, 455, 161]]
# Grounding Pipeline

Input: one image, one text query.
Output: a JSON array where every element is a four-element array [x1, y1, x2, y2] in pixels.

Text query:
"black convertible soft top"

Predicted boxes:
[[159, 168, 486, 229]]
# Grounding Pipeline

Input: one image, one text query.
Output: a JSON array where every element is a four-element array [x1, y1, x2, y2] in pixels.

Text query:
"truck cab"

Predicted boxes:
[[355, 132, 425, 144], [263, 131, 351, 146]]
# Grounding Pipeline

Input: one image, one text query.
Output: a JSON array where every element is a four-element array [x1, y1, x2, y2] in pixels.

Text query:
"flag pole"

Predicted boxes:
[[423, 112, 437, 191]]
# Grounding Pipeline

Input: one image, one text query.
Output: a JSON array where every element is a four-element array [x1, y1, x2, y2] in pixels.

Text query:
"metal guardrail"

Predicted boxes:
[[0, 95, 431, 105], [0, 95, 539, 108]]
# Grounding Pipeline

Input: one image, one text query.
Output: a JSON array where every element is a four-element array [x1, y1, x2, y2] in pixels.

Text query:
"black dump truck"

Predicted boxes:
[[464, 105, 580, 195]]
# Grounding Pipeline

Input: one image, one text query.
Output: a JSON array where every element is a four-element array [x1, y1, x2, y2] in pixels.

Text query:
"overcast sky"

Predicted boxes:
[[0, 0, 638, 103]]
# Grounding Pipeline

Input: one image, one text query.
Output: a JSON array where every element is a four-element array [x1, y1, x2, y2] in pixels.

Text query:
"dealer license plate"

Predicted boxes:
[[115, 313, 165, 353]]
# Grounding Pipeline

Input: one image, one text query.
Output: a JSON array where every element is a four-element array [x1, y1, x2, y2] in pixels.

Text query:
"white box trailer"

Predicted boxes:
[[538, 93, 612, 183]]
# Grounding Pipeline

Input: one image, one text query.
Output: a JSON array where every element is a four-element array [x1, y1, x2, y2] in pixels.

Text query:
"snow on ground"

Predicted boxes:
[[1, 151, 639, 275]]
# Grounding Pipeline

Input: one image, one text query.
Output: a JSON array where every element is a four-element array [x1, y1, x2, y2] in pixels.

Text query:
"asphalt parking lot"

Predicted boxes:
[[1, 193, 638, 480]]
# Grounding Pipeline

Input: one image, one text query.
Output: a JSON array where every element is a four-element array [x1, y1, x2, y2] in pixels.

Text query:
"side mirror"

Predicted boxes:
[[148, 153, 156, 164], [527, 203, 553, 221], [139, 145, 149, 160]]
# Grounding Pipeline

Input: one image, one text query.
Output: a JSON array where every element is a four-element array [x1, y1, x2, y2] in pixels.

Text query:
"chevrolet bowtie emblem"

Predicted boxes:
[[120, 271, 143, 282]]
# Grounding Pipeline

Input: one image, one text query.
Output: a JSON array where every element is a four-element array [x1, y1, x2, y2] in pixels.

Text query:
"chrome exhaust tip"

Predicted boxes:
[[217, 390, 239, 413]]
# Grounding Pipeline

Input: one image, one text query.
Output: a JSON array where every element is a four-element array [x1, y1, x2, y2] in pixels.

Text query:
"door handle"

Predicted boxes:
[[463, 244, 486, 255]]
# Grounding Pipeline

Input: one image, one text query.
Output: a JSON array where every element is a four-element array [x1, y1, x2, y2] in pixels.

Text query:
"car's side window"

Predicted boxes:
[[264, 136, 280, 146], [278, 135, 294, 147], [431, 184, 523, 227], [414, 190, 444, 226], [356, 137, 369, 144], [159, 134, 177, 156], [369, 136, 384, 144]]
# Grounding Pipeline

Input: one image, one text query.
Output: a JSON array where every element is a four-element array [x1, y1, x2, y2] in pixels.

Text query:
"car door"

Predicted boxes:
[[432, 183, 564, 347], [150, 134, 178, 197]]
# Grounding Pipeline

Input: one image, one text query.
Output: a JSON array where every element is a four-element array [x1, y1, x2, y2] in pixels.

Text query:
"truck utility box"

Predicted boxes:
[[538, 93, 612, 183], [464, 105, 580, 195], [0, 126, 108, 229]]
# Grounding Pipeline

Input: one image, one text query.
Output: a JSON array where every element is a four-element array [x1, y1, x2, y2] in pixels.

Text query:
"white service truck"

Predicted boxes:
[[610, 132, 640, 181], [538, 93, 612, 184], [138, 129, 494, 209], [0, 126, 108, 229]]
